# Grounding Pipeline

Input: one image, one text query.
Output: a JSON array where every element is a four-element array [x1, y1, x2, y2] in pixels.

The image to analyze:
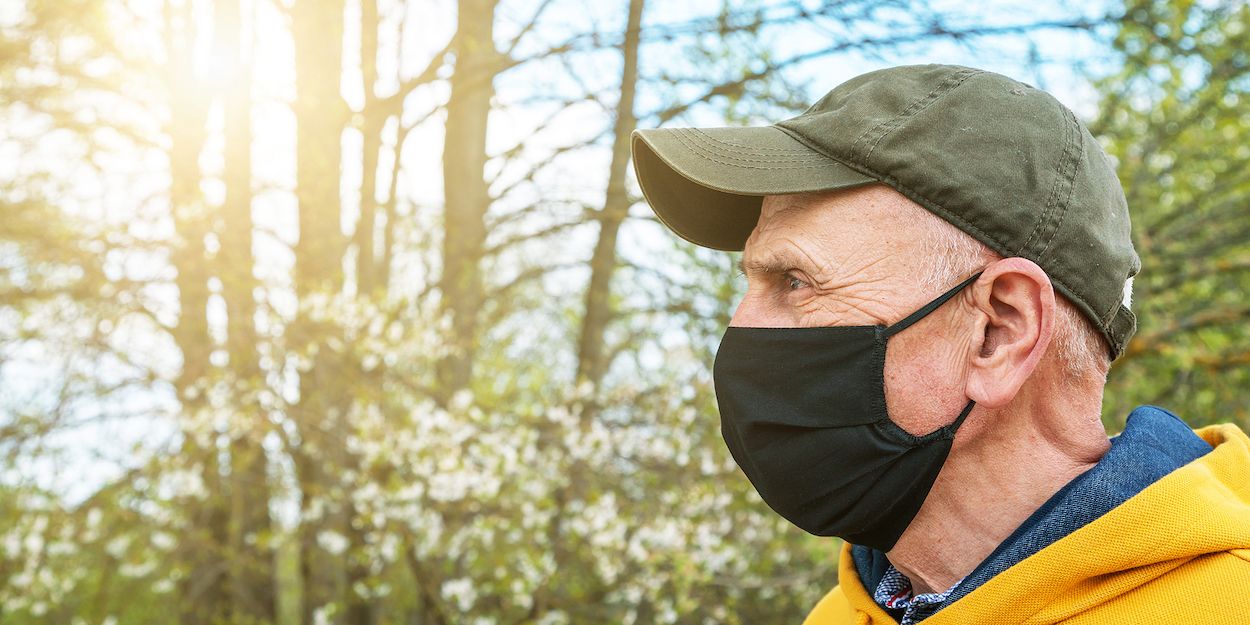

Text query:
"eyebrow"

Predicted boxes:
[[737, 253, 804, 277]]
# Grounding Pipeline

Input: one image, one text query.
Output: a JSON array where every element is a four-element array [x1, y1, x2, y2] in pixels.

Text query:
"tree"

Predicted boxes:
[[1097, 0, 1250, 429], [0, 0, 1135, 623]]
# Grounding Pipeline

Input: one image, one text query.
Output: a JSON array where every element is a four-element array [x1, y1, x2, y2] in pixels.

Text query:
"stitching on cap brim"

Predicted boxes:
[[633, 126, 878, 195], [632, 127, 879, 249]]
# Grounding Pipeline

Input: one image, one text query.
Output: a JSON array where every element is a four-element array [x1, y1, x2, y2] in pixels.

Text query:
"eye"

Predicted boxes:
[[785, 272, 809, 291]]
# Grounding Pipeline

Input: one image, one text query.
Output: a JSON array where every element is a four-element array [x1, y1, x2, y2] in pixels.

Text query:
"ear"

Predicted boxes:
[[965, 257, 1055, 408]]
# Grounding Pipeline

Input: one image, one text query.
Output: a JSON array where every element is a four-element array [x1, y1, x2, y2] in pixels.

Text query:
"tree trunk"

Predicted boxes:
[[293, 0, 347, 295], [214, 0, 277, 622], [355, 0, 382, 296], [291, 0, 349, 622], [163, 1, 228, 623], [345, 6, 382, 625], [576, 0, 646, 387], [438, 0, 499, 397]]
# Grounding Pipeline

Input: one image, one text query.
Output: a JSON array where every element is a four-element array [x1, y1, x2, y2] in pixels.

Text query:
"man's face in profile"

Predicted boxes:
[[732, 185, 982, 438]]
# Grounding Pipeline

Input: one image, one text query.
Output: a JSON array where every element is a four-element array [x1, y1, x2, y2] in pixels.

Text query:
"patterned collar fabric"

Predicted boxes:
[[858, 405, 1213, 623], [870, 566, 962, 625]]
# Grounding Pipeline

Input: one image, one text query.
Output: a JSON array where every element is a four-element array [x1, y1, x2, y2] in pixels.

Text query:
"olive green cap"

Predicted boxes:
[[632, 64, 1140, 359]]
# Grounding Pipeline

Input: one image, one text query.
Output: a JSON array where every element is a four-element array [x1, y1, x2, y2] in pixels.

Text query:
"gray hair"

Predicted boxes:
[[914, 208, 1111, 383]]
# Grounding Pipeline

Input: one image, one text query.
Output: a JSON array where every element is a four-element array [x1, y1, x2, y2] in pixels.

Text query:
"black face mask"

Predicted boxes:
[[712, 272, 981, 552]]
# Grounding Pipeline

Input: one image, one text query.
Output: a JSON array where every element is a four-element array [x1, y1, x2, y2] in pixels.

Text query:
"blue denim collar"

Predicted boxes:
[[854, 405, 1212, 620]]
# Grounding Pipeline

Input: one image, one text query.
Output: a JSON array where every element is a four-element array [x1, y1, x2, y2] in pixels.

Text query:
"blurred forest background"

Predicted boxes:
[[1, 0, 1248, 623]]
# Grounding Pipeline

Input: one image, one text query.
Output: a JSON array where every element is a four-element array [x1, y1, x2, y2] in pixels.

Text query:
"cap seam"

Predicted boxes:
[[863, 69, 983, 162], [1021, 105, 1080, 258], [1035, 110, 1082, 261], [856, 69, 984, 164], [850, 67, 982, 154]]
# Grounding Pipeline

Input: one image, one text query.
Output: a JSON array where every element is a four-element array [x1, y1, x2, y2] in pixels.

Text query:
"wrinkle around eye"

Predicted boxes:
[[796, 291, 894, 328]]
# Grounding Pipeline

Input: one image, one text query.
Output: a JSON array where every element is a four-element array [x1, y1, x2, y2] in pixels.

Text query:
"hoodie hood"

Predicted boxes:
[[813, 423, 1250, 625]]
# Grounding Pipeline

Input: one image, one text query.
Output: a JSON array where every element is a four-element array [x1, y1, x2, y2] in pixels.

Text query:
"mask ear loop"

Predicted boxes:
[[883, 271, 984, 338], [944, 399, 977, 437], [882, 271, 984, 441]]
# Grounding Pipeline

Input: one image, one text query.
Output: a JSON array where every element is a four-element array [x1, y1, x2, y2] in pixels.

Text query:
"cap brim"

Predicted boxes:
[[631, 126, 877, 251]]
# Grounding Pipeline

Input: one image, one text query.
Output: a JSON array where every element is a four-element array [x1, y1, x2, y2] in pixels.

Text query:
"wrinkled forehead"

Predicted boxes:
[[745, 186, 937, 280], [760, 185, 931, 231]]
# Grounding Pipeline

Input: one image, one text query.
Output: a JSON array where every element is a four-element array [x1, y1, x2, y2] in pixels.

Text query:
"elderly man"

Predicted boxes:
[[631, 64, 1250, 624]]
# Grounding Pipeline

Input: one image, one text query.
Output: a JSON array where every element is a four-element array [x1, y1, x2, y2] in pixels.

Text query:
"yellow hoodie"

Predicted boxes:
[[802, 424, 1250, 625]]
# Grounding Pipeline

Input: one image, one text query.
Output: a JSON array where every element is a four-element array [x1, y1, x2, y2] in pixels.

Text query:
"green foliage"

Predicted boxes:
[[1097, 0, 1250, 428]]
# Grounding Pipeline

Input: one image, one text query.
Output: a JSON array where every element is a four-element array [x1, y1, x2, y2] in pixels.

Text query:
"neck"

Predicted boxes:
[[884, 386, 1109, 595]]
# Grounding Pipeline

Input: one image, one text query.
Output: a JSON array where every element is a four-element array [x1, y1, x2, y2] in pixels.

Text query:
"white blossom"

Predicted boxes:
[[316, 530, 349, 556], [440, 577, 476, 612]]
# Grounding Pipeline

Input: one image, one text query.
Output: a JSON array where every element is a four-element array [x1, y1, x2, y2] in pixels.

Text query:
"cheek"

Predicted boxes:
[[882, 333, 968, 436], [730, 290, 793, 328], [730, 288, 831, 328]]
